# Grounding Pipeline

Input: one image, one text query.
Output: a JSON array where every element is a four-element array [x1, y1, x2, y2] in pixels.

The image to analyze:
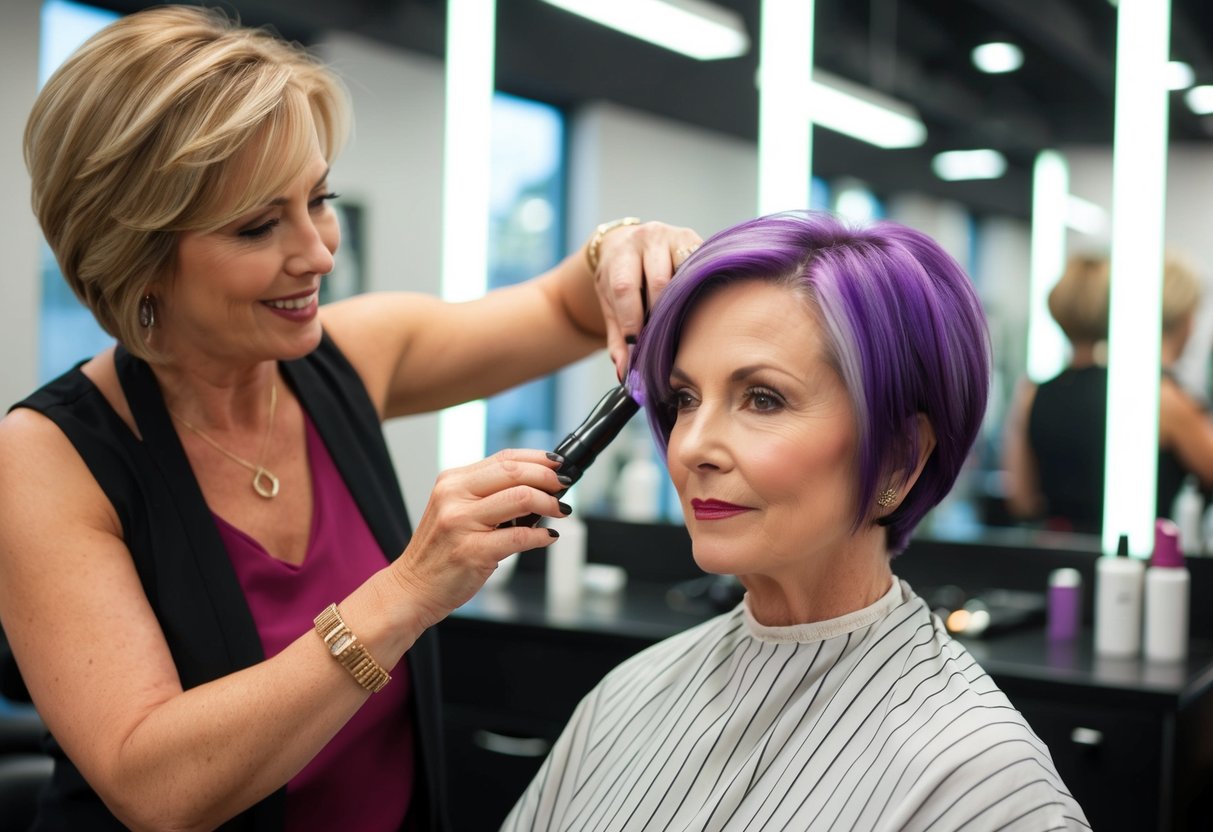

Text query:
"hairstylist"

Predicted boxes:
[[0, 6, 700, 831]]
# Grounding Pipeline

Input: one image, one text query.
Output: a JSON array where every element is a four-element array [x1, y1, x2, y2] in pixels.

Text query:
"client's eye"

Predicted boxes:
[[667, 389, 698, 411], [747, 387, 784, 412]]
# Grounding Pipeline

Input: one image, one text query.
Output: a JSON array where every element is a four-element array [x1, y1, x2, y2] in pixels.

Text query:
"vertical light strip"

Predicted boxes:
[[757, 0, 814, 214], [439, 0, 496, 469], [1103, 0, 1171, 557], [1026, 150, 1069, 383]]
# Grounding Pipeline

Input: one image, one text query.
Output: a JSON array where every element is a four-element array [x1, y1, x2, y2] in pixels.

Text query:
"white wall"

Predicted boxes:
[[317, 32, 448, 523], [1, 1, 42, 411]]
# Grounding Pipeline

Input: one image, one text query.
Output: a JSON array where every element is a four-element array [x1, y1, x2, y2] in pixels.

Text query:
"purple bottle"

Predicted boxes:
[[1047, 567, 1082, 641]]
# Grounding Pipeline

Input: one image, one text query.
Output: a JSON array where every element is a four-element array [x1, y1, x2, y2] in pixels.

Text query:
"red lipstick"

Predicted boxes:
[[691, 498, 752, 520]]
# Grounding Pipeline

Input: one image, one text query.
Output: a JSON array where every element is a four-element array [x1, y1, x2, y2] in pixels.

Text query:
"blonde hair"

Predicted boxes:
[[1162, 254, 1201, 335], [25, 5, 351, 362], [1048, 254, 1110, 344]]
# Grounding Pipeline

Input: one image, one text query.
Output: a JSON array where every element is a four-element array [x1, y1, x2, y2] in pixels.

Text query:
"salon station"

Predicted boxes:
[[2, 1, 1213, 830]]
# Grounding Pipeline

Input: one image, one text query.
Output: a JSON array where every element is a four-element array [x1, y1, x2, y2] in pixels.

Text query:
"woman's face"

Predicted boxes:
[[159, 145, 339, 367], [667, 279, 869, 584]]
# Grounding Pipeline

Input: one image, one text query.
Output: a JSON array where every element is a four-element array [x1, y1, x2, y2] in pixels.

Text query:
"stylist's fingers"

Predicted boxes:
[[390, 450, 569, 626], [595, 221, 701, 378]]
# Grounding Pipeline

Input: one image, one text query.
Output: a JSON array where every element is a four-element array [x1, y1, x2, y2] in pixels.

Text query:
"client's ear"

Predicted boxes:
[[900, 413, 937, 495], [875, 414, 937, 517]]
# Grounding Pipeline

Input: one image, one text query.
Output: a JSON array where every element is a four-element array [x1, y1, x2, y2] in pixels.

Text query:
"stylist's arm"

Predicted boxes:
[[0, 7, 698, 832]]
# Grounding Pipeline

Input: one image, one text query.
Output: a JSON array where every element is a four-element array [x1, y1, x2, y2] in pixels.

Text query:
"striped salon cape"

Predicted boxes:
[[503, 580, 1090, 831]]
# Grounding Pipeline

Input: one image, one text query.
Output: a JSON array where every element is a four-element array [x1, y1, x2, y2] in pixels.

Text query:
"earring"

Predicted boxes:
[[876, 487, 897, 508], [138, 295, 156, 329]]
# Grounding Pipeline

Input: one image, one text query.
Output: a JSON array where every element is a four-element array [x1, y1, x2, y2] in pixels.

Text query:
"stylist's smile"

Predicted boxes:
[[262, 289, 320, 321], [691, 498, 753, 520]]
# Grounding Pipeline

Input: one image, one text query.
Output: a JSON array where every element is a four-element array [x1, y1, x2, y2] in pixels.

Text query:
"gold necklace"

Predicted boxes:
[[170, 381, 280, 499]]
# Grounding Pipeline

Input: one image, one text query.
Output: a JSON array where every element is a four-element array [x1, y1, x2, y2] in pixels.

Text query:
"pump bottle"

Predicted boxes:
[[1145, 518, 1191, 663]]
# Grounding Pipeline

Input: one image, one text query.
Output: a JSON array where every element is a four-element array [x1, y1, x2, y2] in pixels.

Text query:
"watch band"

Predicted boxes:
[[314, 603, 391, 693]]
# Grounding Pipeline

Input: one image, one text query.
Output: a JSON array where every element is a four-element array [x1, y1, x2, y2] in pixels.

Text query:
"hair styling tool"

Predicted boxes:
[[501, 385, 640, 528]]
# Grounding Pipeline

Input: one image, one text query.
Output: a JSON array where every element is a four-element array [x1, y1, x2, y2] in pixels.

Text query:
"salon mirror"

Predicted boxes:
[[85, 0, 1213, 555]]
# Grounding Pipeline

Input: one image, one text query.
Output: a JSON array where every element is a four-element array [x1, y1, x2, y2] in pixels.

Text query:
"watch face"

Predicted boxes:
[[330, 633, 354, 655]]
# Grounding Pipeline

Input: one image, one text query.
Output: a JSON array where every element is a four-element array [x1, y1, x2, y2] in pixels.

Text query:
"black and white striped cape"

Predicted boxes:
[[504, 580, 1090, 832]]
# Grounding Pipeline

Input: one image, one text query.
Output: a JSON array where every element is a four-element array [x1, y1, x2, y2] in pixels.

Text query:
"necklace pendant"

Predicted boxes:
[[253, 467, 280, 499]]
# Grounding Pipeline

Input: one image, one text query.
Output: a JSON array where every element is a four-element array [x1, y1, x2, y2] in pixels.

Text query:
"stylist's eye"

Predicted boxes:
[[238, 218, 279, 239], [310, 191, 339, 211]]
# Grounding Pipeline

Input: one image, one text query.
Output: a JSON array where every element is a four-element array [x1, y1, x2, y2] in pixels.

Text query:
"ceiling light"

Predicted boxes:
[[1185, 84, 1213, 114], [971, 42, 1023, 74], [931, 149, 1007, 181], [808, 70, 927, 149], [540, 0, 749, 61], [1166, 60, 1195, 90]]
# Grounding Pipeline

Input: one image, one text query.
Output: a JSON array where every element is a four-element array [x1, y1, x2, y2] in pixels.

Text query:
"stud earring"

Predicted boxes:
[[138, 295, 156, 329], [876, 487, 897, 508]]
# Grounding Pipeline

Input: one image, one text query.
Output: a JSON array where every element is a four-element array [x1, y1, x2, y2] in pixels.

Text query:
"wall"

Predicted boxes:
[[316, 32, 447, 522], [1, 2, 42, 412]]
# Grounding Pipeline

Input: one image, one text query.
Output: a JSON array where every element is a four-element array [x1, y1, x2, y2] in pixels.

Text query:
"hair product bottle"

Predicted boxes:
[[1144, 518, 1191, 663], [1047, 568, 1083, 641], [1095, 534, 1144, 657]]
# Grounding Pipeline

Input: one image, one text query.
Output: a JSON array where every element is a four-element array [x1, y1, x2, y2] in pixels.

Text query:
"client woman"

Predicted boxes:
[[505, 212, 1089, 831]]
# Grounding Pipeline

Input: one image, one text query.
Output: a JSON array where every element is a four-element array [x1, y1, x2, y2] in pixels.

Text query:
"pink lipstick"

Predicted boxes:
[[691, 498, 753, 520]]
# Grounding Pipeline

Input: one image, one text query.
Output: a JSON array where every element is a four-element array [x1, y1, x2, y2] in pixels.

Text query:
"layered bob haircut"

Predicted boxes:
[[24, 5, 351, 362], [631, 211, 990, 555]]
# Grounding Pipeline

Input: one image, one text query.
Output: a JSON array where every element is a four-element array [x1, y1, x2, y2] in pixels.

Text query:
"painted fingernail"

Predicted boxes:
[[547, 452, 564, 464], [547, 527, 560, 538], [558, 501, 573, 516], [624, 334, 638, 345], [557, 474, 574, 487]]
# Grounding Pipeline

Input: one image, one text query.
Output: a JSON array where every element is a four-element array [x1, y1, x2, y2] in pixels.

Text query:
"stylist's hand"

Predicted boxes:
[[593, 220, 701, 378], [389, 449, 568, 630]]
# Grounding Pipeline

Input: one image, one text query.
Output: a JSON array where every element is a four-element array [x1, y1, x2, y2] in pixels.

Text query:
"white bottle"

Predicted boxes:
[[1145, 518, 1191, 663], [615, 438, 662, 522], [546, 517, 587, 609], [1094, 534, 1145, 657]]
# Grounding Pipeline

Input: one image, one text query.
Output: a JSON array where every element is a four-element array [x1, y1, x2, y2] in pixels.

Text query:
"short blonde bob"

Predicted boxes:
[[1162, 254, 1201, 335], [1047, 254, 1110, 345], [25, 5, 351, 362]]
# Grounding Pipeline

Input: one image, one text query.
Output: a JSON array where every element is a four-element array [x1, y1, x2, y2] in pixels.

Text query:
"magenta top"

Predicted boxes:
[[213, 415, 413, 832]]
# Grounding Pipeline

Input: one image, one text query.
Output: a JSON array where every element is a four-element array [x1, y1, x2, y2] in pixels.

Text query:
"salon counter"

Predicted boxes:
[[439, 530, 1213, 831]]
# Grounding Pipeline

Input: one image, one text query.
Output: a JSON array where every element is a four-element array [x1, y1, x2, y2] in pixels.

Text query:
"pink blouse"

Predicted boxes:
[[213, 415, 413, 832]]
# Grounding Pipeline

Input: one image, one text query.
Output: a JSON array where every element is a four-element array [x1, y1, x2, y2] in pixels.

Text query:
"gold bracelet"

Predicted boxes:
[[585, 216, 640, 273], [313, 603, 391, 693]]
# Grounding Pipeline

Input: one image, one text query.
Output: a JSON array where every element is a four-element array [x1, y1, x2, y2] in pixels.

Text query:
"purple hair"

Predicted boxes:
[[630, 211, 990, 555]]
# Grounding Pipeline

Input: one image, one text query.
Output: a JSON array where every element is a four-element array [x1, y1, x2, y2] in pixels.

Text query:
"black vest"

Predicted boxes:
[[7, 334, 447, 831]]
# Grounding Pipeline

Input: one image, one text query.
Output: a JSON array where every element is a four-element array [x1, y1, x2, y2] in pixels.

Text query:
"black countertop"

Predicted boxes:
[[452, 569, 1213, 711]]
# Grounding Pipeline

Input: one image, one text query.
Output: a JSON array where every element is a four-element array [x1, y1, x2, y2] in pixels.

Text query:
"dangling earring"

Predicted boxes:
[[876, 487, 897, 508], [139, 295, 156, 329]]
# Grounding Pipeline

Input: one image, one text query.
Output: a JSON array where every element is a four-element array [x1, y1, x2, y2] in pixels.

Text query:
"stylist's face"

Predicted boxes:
[[667, 280, 860, 582], [160, 138, 339, 365]]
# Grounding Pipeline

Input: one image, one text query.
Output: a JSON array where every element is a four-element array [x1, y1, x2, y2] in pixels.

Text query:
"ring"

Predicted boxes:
[[675, 244, 700, 263]]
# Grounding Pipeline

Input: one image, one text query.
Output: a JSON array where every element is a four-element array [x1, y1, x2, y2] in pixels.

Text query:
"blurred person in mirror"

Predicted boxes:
[[0, 6, 700, 831], [505, 211, 1090, 831], [1003, 253, 1213, 534]]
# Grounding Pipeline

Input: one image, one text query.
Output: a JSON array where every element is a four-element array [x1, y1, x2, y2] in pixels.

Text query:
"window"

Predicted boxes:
[[483, 93, 566, 456], [37, 0, 119, 382]]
